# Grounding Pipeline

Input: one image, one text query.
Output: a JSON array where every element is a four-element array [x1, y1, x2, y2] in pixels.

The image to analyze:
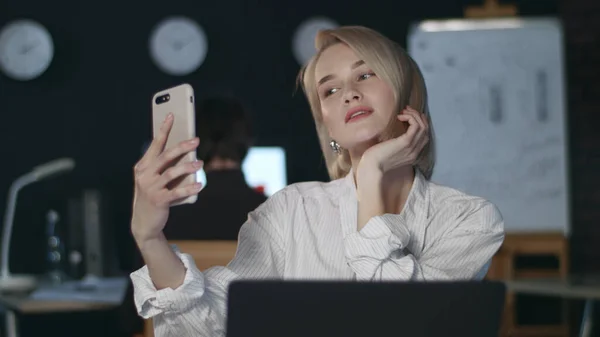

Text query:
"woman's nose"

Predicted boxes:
[[343, 87, 362, 104]]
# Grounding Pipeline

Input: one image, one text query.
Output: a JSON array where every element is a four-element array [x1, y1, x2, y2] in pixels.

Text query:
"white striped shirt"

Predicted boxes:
[[130, 170, 505, 337]]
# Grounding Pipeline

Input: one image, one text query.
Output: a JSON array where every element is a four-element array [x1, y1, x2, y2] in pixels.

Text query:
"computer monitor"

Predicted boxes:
[[196, 146, 287, 197]]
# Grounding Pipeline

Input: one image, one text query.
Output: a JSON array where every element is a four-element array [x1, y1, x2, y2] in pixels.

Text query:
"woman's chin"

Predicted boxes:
[[343, 136, 380, 153], [348, 129, 383, 145]]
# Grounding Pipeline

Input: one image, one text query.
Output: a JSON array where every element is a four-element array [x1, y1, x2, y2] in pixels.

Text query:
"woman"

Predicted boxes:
[[130, 26, 505, 337]]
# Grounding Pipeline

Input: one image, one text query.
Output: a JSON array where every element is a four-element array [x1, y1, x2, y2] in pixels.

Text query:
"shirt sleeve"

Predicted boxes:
[[129, 196, 286, 337], [343, 199, 504, 281]]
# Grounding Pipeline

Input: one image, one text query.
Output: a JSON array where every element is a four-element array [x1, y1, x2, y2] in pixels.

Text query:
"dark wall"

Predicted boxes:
[[3, 0, 596, 276], [560, 0, 600, 272]]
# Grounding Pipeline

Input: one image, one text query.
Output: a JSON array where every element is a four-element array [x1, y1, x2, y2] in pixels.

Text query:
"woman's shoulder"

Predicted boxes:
[[276, 178, 347, 200], [254, 178, 347, 212], [426, 179, 503, 226], [427, 178, 487, 203]]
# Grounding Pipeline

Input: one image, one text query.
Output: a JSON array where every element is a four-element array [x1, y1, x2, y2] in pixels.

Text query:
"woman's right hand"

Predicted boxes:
[[131, 112, 204, 245]]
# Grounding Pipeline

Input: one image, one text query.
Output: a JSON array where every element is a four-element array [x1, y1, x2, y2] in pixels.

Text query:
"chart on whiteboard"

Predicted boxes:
[[408, 18, 569, 233]]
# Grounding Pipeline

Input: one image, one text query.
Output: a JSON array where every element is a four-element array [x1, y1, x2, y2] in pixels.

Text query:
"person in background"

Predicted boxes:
[[163, 96, 267, 240]]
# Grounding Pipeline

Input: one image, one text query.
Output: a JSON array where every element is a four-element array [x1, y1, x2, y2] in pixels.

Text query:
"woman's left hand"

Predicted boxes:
[[359, 106, 430, 175]]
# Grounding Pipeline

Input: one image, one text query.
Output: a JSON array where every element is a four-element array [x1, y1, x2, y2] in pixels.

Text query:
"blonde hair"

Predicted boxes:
[[297, 26, 436, 180]]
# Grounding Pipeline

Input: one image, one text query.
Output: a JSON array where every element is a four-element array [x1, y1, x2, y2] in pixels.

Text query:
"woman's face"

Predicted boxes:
[[314, 43, 397, 150]]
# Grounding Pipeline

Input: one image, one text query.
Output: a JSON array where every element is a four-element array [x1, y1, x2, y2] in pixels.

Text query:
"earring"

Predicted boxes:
[[329, 140, 341, 154]]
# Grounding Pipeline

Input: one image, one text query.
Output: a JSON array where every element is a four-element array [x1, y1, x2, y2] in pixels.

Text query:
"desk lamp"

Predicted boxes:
[[0, 158, 75, 292]]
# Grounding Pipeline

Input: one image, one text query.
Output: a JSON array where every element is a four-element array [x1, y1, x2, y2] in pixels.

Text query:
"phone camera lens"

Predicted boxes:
[[155, 94, 170, 105]]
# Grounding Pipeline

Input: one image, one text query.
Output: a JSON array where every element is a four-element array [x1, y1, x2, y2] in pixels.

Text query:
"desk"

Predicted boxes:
[[505, 278, 600, 337], [0, 276, 128, 337], [0, 295, 120, 337], [0, 294, 116, 313]]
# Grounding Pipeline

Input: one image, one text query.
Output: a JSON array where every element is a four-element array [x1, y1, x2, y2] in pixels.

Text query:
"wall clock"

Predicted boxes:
[[0, 19, 54, 81], [149, 16, 208, 76], [292, 17, 338, 66]]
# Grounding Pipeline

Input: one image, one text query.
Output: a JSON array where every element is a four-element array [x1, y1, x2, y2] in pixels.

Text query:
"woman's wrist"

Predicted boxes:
[[134, 231, 167, 253], [356, 159, 383, 191]]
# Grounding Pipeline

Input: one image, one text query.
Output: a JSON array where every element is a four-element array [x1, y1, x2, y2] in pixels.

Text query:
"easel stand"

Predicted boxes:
[[464, 0, 518, 18], [487, 233, 570, 337], [461, 0, 564, 332]]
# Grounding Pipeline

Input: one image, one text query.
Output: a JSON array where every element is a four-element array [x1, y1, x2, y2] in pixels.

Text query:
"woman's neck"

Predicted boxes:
[[379, 166, 415, 214]]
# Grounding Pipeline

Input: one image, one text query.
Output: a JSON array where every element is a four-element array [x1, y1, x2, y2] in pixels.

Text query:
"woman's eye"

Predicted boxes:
[[359, 73, 375, 80], [325, 88, 339, 96]]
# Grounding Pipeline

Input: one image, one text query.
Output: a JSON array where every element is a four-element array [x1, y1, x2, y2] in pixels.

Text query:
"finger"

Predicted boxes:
[[406, 106, 429, 130], [137, 113, 174, 171], [167, 182, 203, 204], [401, 108, 422, 127], [401, 108, 430, 147], [153, 160, 204, 191], [415, 132, 430, 153], [147, 113, 175, 158], [151, 137, 199, 174], [404, 110, 428, 140], [403, 107, 426, 131], [397, 114, 420, 145]]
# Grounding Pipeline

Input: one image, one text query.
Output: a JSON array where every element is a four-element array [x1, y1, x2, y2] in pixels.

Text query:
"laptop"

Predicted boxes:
[[226, 280, 506, 337]]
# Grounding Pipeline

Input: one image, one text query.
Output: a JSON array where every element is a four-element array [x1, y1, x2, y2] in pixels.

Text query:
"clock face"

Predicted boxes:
[[0, 19, 54, 81], [149, 17, 208, 76]]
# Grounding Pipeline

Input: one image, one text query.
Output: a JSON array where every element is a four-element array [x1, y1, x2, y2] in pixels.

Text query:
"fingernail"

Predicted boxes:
[[193, 161, 203, 168], [188, 138, 199, 144], [166, 113, 173, 120], [194, 183, 203, 190]]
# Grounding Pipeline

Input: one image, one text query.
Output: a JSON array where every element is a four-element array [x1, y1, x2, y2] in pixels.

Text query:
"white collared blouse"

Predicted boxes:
[[131, 170, 505, 337]]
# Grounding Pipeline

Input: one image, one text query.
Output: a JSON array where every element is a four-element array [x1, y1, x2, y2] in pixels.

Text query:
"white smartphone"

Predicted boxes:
[[151, 83, 198, 206]]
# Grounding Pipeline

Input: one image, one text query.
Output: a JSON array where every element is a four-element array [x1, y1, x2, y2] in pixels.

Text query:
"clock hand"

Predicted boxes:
[[20, 42, 40, 55], [171, 38, 193, 51], [172, 41, 184, 51]]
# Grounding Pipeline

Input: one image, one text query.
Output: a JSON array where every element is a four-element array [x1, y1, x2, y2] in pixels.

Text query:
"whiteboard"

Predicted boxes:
[[407, 18, 570, 234]]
